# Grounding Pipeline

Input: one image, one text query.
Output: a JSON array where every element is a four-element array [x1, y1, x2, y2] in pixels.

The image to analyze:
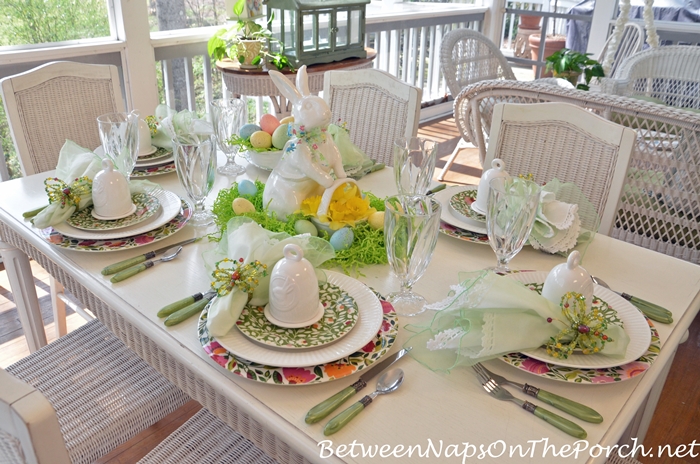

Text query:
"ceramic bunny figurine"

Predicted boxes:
[[262, 66, 347, 219]]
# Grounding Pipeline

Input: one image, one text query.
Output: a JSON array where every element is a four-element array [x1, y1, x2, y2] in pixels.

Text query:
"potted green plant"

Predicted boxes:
[[208, 0, 292, 70], [545, 48, 605, 91]]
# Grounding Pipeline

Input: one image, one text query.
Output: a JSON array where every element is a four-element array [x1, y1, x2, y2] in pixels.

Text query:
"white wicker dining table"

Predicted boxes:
[[1, 161, 699, 464]]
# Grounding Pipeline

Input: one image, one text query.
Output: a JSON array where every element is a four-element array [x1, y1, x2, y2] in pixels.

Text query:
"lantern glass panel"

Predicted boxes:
[[284, 9, 295, 52], [337, 10, 347, 47], [318, 12, 331, 50], [351, 10, 361, 45], [303, 13, 315, 51]]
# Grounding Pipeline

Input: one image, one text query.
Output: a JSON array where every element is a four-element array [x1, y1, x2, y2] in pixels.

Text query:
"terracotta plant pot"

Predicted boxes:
[[519, 14, 541, 30], [236, 39, 263, 69], [528, 34, 566, 77]]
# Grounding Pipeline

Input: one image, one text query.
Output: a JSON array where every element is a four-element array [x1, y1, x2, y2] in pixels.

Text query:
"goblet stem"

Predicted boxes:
[[493, 257, 510, 274]]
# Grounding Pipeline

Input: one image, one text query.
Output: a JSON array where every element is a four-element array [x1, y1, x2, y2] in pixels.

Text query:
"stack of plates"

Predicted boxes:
[[501, 272, 659, 384], [132, 146, 177, 177], [198, 271, 399, 385], [43, 189, 192, 252], [433, 185, 490, 244]]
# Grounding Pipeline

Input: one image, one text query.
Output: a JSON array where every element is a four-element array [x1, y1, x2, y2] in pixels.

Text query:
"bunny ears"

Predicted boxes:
[[268, 65, 310, 104]]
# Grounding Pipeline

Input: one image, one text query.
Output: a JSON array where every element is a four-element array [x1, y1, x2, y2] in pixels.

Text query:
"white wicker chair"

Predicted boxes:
[[0, 320, 191, 464], [601, 45, 700, 110], [138, 408, 278, 463], [322, 69, 421, 166], [455, 79, 700, 264], [597, 22, 645, 78], [486, 102, 635, 235], [0, 61, 124, 340]]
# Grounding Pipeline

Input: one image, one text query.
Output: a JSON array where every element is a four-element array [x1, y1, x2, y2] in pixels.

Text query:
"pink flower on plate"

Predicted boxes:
[[591, 375, 616, 384], [380, 320, 392, 332], [360, 340, 376, 353], [282, 367, 315, 385], [623, 362, 648, 378], [381, 300, 393, 314], [521, 357, 550, 374], [204, 341, 229, 367], [134, 235, 155, 245]]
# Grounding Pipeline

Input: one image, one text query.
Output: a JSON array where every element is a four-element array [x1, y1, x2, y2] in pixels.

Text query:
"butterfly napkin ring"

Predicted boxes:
[[45, 176, 92, 208], [546, 291, 613, 359], [211, 258, 268, 297]]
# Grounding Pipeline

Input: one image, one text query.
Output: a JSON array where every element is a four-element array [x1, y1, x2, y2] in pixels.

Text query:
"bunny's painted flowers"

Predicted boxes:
[[300, 182, 376, 230]]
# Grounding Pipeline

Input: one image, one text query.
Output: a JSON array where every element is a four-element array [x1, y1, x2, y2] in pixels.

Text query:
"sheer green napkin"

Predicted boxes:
[[404, 271, 629, 373], [326, 123, 376, 179], [30, 141, 158, 229], [202, 217, 335, 338]]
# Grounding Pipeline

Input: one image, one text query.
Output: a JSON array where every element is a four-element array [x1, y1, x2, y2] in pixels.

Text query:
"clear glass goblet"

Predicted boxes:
[[210, 98, 247, 176], [486, 177, 541, 273], [173, 135, 217, 227], [97, 112, 139, 179], [384, 194, 442, 316], [393, 137, 439, 195]]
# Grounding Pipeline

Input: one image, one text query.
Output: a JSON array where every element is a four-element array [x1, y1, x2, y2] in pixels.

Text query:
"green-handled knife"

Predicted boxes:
[[305, 347, 411, 424], [101, 237, 201, 275], [157, 291, 216, 318]]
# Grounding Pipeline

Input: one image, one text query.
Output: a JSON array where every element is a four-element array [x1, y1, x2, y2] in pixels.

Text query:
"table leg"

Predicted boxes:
[[0, 240, 47, 351]]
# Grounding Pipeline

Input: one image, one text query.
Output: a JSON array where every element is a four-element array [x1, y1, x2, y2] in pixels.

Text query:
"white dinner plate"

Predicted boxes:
[[52, 189, 181, 240], [215, 271, 384, 367], [433, 185, 487, 235], [506, 271, 652, 369]]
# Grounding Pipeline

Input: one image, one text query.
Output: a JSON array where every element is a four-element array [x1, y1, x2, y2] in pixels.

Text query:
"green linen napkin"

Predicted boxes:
[[201, 217, 335, 338], [404, 271, 630, 373], [327, 123, 374, 178]]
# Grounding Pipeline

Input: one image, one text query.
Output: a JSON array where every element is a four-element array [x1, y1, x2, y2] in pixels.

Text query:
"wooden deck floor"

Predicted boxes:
[[1, 117, 698, 462]]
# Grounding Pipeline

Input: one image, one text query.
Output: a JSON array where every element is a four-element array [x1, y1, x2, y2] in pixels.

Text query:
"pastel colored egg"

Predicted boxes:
[[249, 130, 272, 149], [368, 211, 385, 230], [237, 179, 258, 197], [279, 116, 295, 125], [239, 123, 261, 140], [294, 219, 318, 236], [271, 123, 291, 149], [232, 197, 256, 215], [329, 227, 354, 251], [259, 114, 281, 135]]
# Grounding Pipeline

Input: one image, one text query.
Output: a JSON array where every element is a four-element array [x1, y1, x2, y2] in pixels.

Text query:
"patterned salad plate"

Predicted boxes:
[[200, 299, 398, 385], [66, 192, 160, 231], [433, 186, 487, 235], [131, 163, 177, 177], [214, 271, 384, 367], [236, 281, 360, 349], [138, 146, 170, 161], [449, 189, 486, 224], [43, 199, 191, 252], [53, 190, 182, 240], [506, 272, 652, 369]]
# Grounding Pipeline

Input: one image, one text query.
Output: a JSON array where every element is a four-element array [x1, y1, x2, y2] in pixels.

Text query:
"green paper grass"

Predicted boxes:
[[210, 181, 388, 273]]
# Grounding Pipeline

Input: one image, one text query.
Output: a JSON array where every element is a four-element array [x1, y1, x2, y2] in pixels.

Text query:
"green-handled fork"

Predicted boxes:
[[471, 365, 587, 439]]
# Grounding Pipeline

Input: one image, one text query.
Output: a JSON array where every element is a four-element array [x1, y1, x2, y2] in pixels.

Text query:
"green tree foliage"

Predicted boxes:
[[0, 0, 111, 46]]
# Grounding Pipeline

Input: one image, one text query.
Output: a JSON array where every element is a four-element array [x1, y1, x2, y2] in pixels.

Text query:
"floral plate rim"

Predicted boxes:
[[66, 192, 160, 231], [200, 299, 398, 385], [439, 221, 489, 245], [41, 198, 191, 252], [236, 281, 360, 349], [131, 162, 176, 177]]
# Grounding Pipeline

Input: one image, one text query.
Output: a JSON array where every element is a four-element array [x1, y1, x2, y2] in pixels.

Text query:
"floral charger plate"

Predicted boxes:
[[42, 199, 191, 252], [131, 163, 176, 177], [200, 299, 398, 385], [501, 272, 659, 383], [236, 281, 359, 349], [66, 192, 160, 231]]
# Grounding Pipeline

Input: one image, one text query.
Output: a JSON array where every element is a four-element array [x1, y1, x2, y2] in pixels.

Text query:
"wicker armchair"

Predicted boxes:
[[597, 22, 645, 78], [486, 102, 635, 235], [0, 61, 124, 341], [0, 320, 191, 464], [601, 45, 700, 110], [322, 69, 421, 166], [454, 79, 700, 264]]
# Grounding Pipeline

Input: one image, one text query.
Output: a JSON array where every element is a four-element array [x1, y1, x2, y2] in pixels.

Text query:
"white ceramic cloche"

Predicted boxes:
[[472, 158, 509, 215], [91, 158, 135, 220], [541, 250, 594, 310], [264, 243, 324, 328]]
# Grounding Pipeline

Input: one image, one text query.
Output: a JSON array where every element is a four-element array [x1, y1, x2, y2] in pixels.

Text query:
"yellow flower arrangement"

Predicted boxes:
[[300, 183, 376, 230]]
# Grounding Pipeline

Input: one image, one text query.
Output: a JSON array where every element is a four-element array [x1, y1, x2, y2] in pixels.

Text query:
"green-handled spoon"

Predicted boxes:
[[323, 368, 404, 436], [110, 246, 183, 283]]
